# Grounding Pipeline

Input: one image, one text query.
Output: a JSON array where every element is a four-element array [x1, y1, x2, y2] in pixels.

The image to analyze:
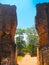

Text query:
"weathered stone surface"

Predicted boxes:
[[35, 3, 49, 65], [0, 4, 17, 65]]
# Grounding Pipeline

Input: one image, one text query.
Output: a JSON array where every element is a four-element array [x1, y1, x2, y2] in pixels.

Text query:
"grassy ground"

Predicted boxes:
[[17, 56, 23, 61]]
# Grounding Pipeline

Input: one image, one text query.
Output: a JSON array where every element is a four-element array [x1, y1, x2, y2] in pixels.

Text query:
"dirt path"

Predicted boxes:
[[18, 54, 38, 65]]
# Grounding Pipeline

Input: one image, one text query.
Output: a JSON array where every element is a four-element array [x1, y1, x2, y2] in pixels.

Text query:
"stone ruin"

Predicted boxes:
[[0, 4, 17, 65], [35, 3, 49, 65]]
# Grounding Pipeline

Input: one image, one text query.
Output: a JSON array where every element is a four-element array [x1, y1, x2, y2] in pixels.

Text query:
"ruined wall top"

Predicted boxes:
[[36, 3, 49, 17], [35, 3, 49, 45], [0, 3, 16, 15], [36, 3, 49, 7], [0, 4, 17, 41], [36, 3, 49, 10], [0, 4, 17, 25]]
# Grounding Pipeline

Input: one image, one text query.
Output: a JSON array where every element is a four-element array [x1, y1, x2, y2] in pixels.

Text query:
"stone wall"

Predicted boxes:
[[35, 3, 49, 65], [0, 4, 17, 65]]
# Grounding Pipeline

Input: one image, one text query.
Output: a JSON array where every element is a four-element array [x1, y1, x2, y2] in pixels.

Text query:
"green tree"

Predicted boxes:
[[26, 27, 37, 35], [16, 36, 25, 56], [16, 28, 25, 35], [26, 27, 39, 56], [16, 28, 26, 56], [16, 27, 39, 56]]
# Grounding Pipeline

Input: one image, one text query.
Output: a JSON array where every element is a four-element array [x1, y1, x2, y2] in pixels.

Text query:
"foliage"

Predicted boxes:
[[16, 27, 39, 56], [26, 27, 37, 35], [26, 27, 39, 56], [16, 28, 25, 35], [16, 28, 26, 56], [22, 44, 31, 53], [16, 36, 25, 56], [17, 56, 23, 61]]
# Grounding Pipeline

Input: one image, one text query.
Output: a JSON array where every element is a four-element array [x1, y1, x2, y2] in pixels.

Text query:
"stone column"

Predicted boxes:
[[35, 3, 49, 65], [0, 4, 18, 65]]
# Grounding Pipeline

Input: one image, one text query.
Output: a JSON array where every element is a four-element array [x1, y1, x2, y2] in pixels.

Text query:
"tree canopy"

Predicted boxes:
[[16, 26, 39, 56]]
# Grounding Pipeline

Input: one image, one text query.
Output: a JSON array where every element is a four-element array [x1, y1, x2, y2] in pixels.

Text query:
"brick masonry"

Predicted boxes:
[[35, 3, 49, 65], [0, 4, 17, 65]]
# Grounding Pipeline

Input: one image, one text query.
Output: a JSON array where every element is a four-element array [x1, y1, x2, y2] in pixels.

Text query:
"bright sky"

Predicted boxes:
[[0, 0, 49, 29]]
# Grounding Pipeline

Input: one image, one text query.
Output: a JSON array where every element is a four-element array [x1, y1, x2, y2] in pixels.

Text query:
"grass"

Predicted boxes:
[[17, 56, 23, 61]]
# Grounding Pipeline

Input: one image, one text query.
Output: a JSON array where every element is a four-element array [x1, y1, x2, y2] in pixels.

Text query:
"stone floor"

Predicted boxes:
[[18, 54, 37, 65]]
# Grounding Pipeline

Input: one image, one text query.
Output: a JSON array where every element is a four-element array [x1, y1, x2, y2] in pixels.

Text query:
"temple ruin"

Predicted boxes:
[[35, 3, 49, 65], [0, 4, 17, 65]]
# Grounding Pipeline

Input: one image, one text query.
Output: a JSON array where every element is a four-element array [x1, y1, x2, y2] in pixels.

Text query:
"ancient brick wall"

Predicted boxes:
[[35, 3, 49, 65], [0, 4, 17, 65]]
